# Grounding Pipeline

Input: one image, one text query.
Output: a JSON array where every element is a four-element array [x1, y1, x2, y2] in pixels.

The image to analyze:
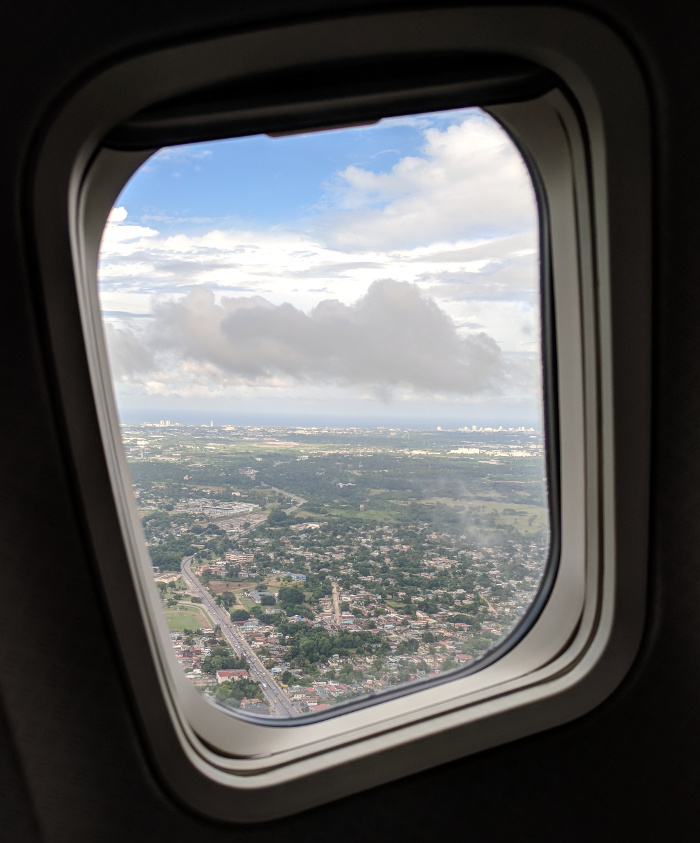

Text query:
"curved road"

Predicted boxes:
[[259, 482, 307, 515], [181, 555, 297, 717]]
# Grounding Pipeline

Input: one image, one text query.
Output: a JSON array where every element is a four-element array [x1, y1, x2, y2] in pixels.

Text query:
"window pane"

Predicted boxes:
[[98, 107, 549, 719]]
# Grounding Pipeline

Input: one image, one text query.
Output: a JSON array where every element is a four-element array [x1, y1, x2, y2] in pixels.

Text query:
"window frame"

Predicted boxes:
[[29, 6, 650, 821]]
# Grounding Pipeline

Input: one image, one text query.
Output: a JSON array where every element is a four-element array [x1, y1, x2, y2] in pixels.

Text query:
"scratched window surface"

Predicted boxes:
[[98, 108, 549, 718]]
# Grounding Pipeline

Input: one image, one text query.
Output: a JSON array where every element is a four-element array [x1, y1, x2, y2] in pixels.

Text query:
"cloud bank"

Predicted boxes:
[[100, 109, 542, 417], [108, 280, 504, 398]]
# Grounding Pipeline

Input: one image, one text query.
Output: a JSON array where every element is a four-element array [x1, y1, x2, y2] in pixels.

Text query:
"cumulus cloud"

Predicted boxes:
[[319, 114, 536, 250], [100, 207, 158, 255], [108, 280, 505, 398], [105, 322, 156, 380], [424, 251, 539, 304], [98, 111, 539, 325], [100, 110, 543, 415], [99, 211, 536, 320]]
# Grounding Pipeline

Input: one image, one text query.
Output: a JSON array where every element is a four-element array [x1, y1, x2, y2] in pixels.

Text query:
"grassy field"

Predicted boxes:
[[164, 603, 214, 631], [236, 592, 255, 611], [165, 576, 186, 590], [294, 493, 547, 533], [208, 580, 255, 594], [296, 506, 401, 524], [424, 497, 549, 534]]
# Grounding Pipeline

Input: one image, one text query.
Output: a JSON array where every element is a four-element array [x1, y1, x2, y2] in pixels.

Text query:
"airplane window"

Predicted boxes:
[[30, 4, 649, 818], [97, 106, 550, 719]]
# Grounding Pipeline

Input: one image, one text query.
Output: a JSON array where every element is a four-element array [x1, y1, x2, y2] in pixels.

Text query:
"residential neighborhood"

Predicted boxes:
[[131, 422, 549, 716]]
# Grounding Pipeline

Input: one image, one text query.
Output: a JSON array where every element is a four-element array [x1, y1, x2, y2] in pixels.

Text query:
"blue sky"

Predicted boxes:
[[117, 113, 450, 231], [100, 108, 543, 427]]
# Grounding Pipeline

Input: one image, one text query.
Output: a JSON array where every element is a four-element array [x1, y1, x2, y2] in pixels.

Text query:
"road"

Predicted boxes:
[[331, 581, 341, 625], [259, 483, 307, 514], [180, 555, 297, 717]]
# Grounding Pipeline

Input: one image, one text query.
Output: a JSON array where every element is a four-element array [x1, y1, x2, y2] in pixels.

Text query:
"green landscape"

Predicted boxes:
[[127, 422, 551, 715]]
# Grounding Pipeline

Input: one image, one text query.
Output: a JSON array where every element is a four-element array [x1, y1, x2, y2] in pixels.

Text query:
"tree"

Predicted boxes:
[[202, 649, 249, 675], [395, 638, 419, 655], [216, 592, 235, 609], [267, 508, 290, 526], [278, 585, 306, 612], [231, 609, 250, 622], [213, 678, 264, 707]]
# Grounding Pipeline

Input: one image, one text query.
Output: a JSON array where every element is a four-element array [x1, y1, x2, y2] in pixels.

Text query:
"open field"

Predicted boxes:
[[236, 593, 255, 611], [424, 498, 549, 534], [297, 506, 401, 524], [208, 580, 255, 594], [154, 574, 186, 588], [189, 484, 228, 492], [468, 501, 548, 533], [164, 603, 214, 632]]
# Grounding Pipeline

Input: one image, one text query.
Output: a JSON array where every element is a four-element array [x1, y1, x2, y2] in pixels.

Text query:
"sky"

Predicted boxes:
[[98, 108, 544, 427]]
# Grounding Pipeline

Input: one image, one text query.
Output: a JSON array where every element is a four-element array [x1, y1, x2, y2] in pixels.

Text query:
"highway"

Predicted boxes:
[[259, 482, 307, 514], [180, 555, 297, 717]]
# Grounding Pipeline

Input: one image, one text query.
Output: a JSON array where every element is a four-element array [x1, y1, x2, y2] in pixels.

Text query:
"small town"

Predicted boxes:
[[127, 422, 550, 717]]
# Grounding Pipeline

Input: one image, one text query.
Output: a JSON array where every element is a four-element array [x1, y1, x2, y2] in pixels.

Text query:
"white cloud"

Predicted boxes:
[[99, 110, 542, 416], [139, 147, 214, 174], [108, 206, 128, 224], [154, 147, 213, 162], [99, 217, 536, 317], [108, 281, 505, 400], [318, 113, 536, 250], [100, 206, 158, 258]]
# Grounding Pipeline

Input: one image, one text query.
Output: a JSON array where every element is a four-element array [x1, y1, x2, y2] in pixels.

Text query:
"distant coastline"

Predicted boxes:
[[117, 410, 543, 430]]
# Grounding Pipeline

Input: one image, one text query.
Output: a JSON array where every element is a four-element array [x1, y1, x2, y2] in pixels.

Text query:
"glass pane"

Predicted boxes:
[[98, 107, 549, 718]]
